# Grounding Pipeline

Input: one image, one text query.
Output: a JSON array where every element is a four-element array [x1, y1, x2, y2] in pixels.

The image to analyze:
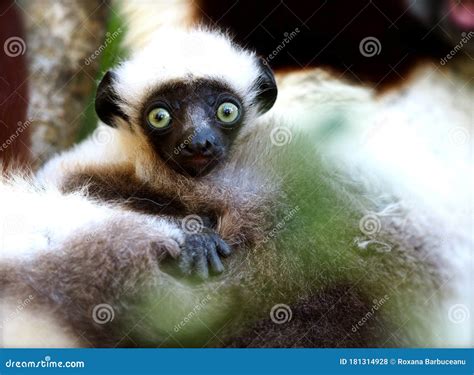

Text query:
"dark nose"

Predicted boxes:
[[183, 130, 216, 156]]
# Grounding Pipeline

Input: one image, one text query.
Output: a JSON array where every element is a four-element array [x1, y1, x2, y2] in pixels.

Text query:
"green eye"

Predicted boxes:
[[217, 102, 239, 124], [147, 107, 171, 129]]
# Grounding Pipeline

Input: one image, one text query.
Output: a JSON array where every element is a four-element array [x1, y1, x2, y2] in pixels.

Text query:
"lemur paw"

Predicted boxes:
[[130, 217, 185, 260], [178, 229, 232, 280], [150, 225, 185, 260]]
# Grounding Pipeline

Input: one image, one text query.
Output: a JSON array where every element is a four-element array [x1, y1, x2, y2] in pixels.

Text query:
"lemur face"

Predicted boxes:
[[139, 79, 245, 177], [93, 29, 278, 178]]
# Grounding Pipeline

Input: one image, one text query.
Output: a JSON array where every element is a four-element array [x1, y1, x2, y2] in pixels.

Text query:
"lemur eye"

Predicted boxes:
[[147, 107, 171, 129], [217, 102, 240, 124]]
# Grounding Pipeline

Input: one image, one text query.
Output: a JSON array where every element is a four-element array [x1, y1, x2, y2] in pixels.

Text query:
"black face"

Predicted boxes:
[[95, 59, 277, 178], [139, 80, 244, 177]]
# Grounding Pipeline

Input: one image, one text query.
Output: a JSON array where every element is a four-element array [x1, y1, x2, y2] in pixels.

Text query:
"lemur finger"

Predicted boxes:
[[178, 246, 194, 276], [215, 236, 232, 257], [193, 247, 209, 280], [207, 246, 225, 274]]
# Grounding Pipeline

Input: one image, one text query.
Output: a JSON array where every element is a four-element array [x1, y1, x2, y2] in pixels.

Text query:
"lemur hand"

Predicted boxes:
[[178, 228, 232, 280]]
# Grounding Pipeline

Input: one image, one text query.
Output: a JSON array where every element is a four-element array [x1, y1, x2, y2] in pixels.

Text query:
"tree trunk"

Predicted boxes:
[[22, 0, 108, 167]]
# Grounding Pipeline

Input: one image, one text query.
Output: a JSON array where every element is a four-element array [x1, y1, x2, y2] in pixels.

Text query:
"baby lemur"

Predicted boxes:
[[1, 27, 280, 346], [38, 27, 278, 280]]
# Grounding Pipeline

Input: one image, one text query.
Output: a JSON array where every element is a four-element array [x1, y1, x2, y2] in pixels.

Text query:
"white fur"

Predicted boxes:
[[113, 28, 261, 119], [37, 124, 128, 187], [0, 178, 111, 260], [0, 175, 184, 261], [275, 64, 473, 347]]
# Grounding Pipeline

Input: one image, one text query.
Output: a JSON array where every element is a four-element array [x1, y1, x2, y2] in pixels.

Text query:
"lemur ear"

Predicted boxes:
[[95, 70, 128, 127], [254, 58, 278, 115]]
